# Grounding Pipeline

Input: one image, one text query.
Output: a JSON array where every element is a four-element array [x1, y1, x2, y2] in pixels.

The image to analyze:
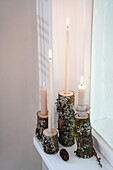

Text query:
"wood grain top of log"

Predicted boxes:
[[43, 128, 58, 137], [58, 90, 75, 97], [75, 113, 89, 120], [37, 111, 48, 119]]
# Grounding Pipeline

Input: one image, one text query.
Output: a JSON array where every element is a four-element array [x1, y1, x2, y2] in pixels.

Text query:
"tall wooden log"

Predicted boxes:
[[74, 113, 93, 158], [56, 90, 75, 147]]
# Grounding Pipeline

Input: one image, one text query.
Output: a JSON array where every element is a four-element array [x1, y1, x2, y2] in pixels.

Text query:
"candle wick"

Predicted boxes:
[[67, 26, 69, 29], [43, 81, 45, 86], [49, 57, 52, 61]]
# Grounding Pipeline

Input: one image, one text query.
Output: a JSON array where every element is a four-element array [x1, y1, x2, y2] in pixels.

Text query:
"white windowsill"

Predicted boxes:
[[92, 128, 113, 168], [33, 136, 113, 170]]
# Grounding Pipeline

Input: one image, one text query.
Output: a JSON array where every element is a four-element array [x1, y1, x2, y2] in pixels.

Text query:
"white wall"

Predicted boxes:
[[0, 0, 41, 170]]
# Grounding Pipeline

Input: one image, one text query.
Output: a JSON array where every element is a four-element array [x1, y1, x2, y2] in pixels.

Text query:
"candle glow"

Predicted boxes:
[[49, 49, 52, 60], [80, 76, 84, 85]]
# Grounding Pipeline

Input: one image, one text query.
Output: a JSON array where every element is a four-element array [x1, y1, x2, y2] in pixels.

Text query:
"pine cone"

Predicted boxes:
[[60, 149, 69, 161]]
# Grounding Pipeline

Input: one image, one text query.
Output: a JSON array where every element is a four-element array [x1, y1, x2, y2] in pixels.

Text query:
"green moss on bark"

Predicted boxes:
[[74, 114, 93, 158], [56, 92, 75, 147]]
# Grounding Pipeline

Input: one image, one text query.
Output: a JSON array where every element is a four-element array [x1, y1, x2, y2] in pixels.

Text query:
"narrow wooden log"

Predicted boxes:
[[43, 128, 59, 154], [35, 111, 48, 141], [74, 113, 93, 158], [56, 90, 75, 147]]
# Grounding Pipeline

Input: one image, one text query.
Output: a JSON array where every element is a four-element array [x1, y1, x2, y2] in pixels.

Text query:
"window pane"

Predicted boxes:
[[91, 0, 113, 148]]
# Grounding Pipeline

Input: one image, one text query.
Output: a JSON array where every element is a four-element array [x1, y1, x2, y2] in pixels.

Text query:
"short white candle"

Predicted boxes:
[[48, 49, 52, 133], [65, 18, 69, 94], [78, 76, 86, 106], [41, 82, 47, 116]]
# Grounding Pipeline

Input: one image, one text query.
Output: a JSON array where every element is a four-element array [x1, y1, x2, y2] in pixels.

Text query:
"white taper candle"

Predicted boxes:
[[48, 49, 52, 133], [65, 18, 69, 94], [78, 76, 86, 106]]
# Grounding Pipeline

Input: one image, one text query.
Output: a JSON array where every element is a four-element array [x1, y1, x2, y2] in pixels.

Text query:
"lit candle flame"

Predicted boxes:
[[80, 76, 84, 85], [43, 81, 45, 86], [66, 17, 69, 29], [49, 49, 52, 60]]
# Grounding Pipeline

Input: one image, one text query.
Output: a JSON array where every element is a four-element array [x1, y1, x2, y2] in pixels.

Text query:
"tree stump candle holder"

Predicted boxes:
[[56, 90, 75, 147], [73, 107, 93, 158], [35, 111, 48, 141], [42, 128, 59, 154]]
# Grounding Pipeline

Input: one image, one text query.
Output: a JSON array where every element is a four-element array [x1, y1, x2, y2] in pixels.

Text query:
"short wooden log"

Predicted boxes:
[[74, 113, 93, 158], [43, 128, 59, 154], [56, 90, 75, 147], [35, 111, 48, 141]]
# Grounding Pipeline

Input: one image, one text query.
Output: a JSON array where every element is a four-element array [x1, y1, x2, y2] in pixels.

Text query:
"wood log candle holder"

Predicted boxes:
[[42, 128, 59, 154], [74, 113, 93, 158], [35, 111, 48, 141], [56, 90, 75, 147]]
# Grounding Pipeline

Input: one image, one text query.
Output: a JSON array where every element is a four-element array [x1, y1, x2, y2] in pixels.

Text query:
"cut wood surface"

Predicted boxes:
[[43, 128, 57, 137]]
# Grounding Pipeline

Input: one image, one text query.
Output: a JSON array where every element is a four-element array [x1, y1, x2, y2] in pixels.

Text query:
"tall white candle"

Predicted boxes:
[[78, 76, 86, 106], [48, 49, 52, 133], [41, 82, 47, 116], [65, 18, 69, 94]]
